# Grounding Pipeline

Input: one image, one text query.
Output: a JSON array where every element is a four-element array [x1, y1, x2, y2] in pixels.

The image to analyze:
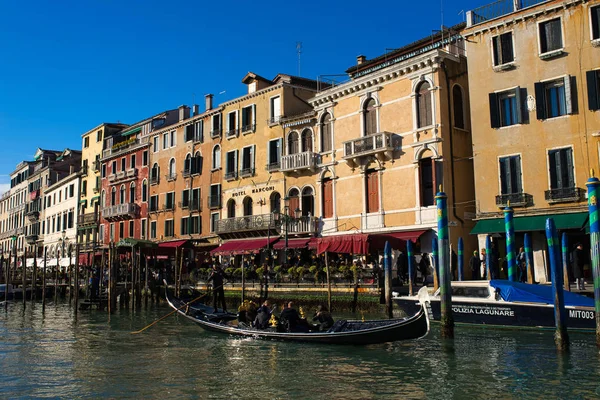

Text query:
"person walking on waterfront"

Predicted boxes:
[[480, 248, 487, 279], [572, 243, 586, 290], [207, 264, 228, 313], [517, 247, 527, 283], [469, 251, 481, 280]]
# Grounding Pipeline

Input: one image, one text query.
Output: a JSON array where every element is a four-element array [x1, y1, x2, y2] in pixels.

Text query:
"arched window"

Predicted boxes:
[[301, 129, 313, 152], [141, 180, 148, 202], [288, 131, 299, 155], [184, 154, 192, 175], [419, 155, 438, 207], [168, 158, 176, 178], [453, 85, 465, 129], [288, 188, 300, 216], [363, 98, 377, 136], [212, 145, 221, 170], [270, 191, 281, 213], [151, 163, 159, 182], [416, 81, 432, 128], [129, 182, 136, 203], [226, 199, 236, 219], [301, 187, 314, 217], [243, 196, 253, 216], [320, 113, 332, 153], [193, 151, 202, 175], [322, 174, 334, 219], [111, 187, 116, 206], [120, 185, 125, 204], [101, 190, 106, 208]]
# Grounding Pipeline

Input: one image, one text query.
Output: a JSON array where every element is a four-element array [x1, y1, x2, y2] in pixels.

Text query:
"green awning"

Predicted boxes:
[[121, 127, 142, 137], [471, 212, 589, 235], [90, 196, 100, 204], [79, 199, 87, 205], [116, 238, 158, 248]]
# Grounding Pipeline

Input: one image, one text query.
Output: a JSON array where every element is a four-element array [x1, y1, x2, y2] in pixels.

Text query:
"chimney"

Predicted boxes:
[[192, 104, 199, 116], [357, 55, 366, 65], [178, 105, 189, 121], [205, 94, 213, 112]]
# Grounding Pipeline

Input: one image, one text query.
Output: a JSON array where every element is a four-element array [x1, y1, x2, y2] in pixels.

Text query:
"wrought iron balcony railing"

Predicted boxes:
[[239, 167, 255, 178], [165, 173, 177, 182], [495, 193, 533, 208], [78, 212, 99, 227], [210, 128, 222, 138], [280, 151, 320, 172], [224, 171, 238, 181], [101, 203, 139, 220], [179, 199, 202, 212], [342, 132, 395, 165], [215, 214, 277, 234], [467, 0, 547, 26], [266, 161, 280, 172], [150, 175, 159, 185], [545, 187, 584, 204], [241, 124, 256, 134], [226, 128, 239, 138]]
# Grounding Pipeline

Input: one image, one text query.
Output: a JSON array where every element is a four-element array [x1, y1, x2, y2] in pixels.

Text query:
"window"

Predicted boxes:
[[69, 184, 74, 198], [111, 187, 116, 206], [163, 133, 169, 150], [587, 70, 600, 111], [191, 152, 202, 175], [150, 221, 157, 239], [165, 192, 175, 210], [270, 192, 281, 213], [100, 225, 105, 242], [82, 181, 87, 196], [499, 155, 523, 195], [301, 129, 313, 152], [141, 219, 147, 239], [142, 180, 148, 202], [150, 164, 159, 184], [539, 18, 563, 54], [227, 199, 236, 218], [243, 196, 253, 216], [185, 124, 195, 142], [226, 111, 238, 137], [288, 188, 300, 216], [211, 114, 222, 136], [210, 213, 219, 233], [212, 145, 221, 170], [153, 136, 159, 153], [363, 98, 377, 135], [419, 158, 435, 207], [535, 77, 573, 119], [168, 158, 176, 179], [181, 189, 190, 208], [225, 150, 238, 180], [241, 105, 255, 132], [149, 195, 158, 212], [184, 154, 192, 176], [548, 148, 574, 190], [102, 163, 106, 178], [110, 223, 114, 241], [129, 220, 134, 238], [129, 183, 135, 202], [288, 132, 299, 154], [120, 185, 125, 204], [119, 222, 124, 239], [492, 32, 514, 66], [181, 217, 189, 235], [267, 139, 282, 171], [190, 216, 201, 234], [592, 6, 600, 41], [121, 158, 126, 172], [321, 113, 333, 153], [209, 184, 221, 209], [489, 88, 522, 128], [453, 86, 465, 129], [96, 130, 102, 142], [164, 220, 174, 237], [195, 121, 203, 142], [365, 171, 379, 213], [322, 178, 333, 219], [416, 82, 432, 129], [270, 96, 281, 123], [301, 187, 314, 216], [142, 150, 149, 166], [68, 210, 74, 229], [240, 146, 255, 177], [131, 154, 136, 169], [83, 137, 89, 148], [170, 130, 176, 147]]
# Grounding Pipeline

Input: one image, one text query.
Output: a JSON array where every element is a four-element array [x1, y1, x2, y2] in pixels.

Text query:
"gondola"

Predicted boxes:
[[165, 289, 430, 345]]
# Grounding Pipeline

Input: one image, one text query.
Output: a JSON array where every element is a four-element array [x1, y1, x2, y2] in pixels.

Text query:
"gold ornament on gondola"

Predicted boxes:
[[269, 313, 278, 327], [299, 306, 306, 319]]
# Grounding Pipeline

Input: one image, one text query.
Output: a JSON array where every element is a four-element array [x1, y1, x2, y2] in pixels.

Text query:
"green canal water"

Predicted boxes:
[[1, 302, 599, 399]]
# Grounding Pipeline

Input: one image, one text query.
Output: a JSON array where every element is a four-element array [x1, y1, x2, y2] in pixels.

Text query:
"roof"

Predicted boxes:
[[273, 73, 331, 91], [242, 71, 273, 85], [344, 22, 466, 77]]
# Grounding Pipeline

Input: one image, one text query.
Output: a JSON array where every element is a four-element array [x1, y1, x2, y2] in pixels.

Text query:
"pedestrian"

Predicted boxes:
[[572, 243, 586, 290], [480, 248, 487, 279], [469, 250, 481, 280], [517, 246, 527, 283]]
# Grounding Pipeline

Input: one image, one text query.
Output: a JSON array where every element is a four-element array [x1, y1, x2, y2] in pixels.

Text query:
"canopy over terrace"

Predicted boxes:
[[316, 230, 427, 255], [210, 237, 279, 256], [272, 237, 315, 250]]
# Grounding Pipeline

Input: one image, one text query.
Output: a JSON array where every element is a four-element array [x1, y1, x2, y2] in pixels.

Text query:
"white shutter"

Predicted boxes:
[[273, 97, 281, 120], [226, 112, 230, 132], [251, 145, 255, 170], [252, 104, 256, 130], [564, 75, 573, 115], [277, 138, 283, 161], [234, 150, 239, 175]]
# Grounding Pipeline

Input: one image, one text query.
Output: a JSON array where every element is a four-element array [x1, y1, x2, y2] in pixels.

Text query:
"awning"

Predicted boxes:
[[158, 240, 188, 248], [471, 212, 589, 235], [116, 238, 158, 248], [90, 196, 100, 204], [121, 126, 142, 137], [211, 237, 279, 256], [273, 238, 311, 250], [387, 229, 428, 242], [316, 233, 405, 255]]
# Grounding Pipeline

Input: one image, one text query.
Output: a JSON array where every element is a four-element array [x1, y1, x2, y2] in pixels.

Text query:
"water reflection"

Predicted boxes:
[[1, 302, 600, 399]]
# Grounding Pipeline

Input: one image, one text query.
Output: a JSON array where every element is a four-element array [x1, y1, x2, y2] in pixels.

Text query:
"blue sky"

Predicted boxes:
[[0, 0, 485, 194]]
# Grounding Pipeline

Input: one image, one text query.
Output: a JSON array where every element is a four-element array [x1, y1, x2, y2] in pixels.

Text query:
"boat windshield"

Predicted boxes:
[[451, 286, 490, 298]]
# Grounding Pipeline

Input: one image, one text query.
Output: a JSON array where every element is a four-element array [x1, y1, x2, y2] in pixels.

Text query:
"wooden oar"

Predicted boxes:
[[130, 282, 226, 335]]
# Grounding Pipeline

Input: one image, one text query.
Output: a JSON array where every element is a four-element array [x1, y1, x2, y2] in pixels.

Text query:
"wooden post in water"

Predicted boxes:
[[325, 252, 332, 312], [431, 238, 439, 290], [22, 249, 26, 306], [99, 249, 106, 311], [545, 218, 569, 351], [241, 256, 246, 303], [42, 248, 47, 311], [74, 244, 79, 318], [504, 204, 517, 282], [436, 187, 454, 339], [524, 233, 534, 283], [407, 240, 414, 296], [585, 175, 600, 348], [4, 251, 9, 310], [174, 247, 179, 297], [32, 247, 38, 303], [136, 248, 142, 309], [54, 251, 59, 304], [561, 233, 570, 292], [485, 235, 492, 280], [384, 241, 393, 319], [144, 250, 149, 308], [457, 237, 464, 281], [108, 243, 115, 314], [178, 248, 184, 300]]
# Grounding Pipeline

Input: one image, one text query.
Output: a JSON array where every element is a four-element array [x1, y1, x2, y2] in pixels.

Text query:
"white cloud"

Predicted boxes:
[[0, 183, 10, 197]]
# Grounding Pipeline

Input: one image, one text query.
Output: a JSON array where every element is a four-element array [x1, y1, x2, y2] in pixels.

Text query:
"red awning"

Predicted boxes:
[[386, 229, 428, 242], [316, 233, 405, 255], [158, 240, 188, 248], [272, 238, 311, 250], [211, 237, 279, 256], [78, 252, 103, 265]]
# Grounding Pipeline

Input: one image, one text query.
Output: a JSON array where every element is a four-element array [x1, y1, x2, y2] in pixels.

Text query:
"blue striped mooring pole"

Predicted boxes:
[[485, 235, 492, 280], [524, 233, 534, 283], [431, 238, 439, 290], [545, 218, 569, 351], [504, 204, 517, 281], [407, 240, 414, 296], [437, 187, 454, 338], [384, 241, 393, 319], [457, 237, 464, 281], [561, 233, 570, 292], [586, 174, 600, 348]]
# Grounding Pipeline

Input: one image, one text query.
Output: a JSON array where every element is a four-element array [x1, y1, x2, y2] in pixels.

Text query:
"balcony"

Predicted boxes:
[[182, 168, 191, 178], [241, 124, 256, 134], [495, 193, 533, 208], [280, 151, 320, 173], [25, 234, 39, 245], [266, 161, 280, 172], [93, 160, 101, 172], [467, 0, 547, 27], [26, 208, 40, 222], [226, 128, 239, 139], [179, 199, 201, 212], [149, 202, 159, 213], [239, 167, 255, 178], [126, 168, 138, 179], [81, 166, 88, 177], [102, 138, 144, 159], [165, 173, 177, 182], [208, 195, 221, 210], [215, 214, 277, 235], [224, 171, 238, 181], [93, 185, 100, 194], [342, 132, 395, 167], [545, 187, 584, 204], [101, 203, 139, 221], [282, 216, 318, 235], [211, 128, 222, 138], [77, 212, 98, 228]]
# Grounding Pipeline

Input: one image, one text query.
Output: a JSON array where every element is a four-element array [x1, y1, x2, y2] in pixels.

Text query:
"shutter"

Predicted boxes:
[[552, 151, 562, 189], [234, 150, 238, 176], [499, 158, 509, 194], [514, 87, 522, 124], [534, 82, 546, 120], [489, 93, 500, 128], [565, 149, 574, 188], [323, 180, 333, 218], [267, 140, 271, 167], [540, 22, 548, 52], [514, 156, 523, 193], [587, 70, 600, 111], [492, 36, 500, 66], [252, 104, 256, 130], [226, 113, 230, 132], [184, 158, 191, 173], [278, 138, 283, 161], [564, 75, 573, 115], [251, 145, 255, 171], [501, 33, 513, 63]]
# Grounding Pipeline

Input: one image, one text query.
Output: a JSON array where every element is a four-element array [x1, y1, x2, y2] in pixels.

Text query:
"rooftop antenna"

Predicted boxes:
[[296, 42, 302, 77]]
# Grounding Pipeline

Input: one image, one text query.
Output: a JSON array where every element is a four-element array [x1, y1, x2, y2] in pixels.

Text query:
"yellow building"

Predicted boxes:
[[464, 0, 600, 282], [308, 27, 476, 269]]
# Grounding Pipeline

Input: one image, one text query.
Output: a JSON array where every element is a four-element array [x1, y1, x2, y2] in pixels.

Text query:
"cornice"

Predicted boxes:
[[146, 107, 224, 138]]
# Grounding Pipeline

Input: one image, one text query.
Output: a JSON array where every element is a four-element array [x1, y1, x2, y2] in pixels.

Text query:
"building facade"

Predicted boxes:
[[464, 0, 600, 282], [0, 163, 30, 257]]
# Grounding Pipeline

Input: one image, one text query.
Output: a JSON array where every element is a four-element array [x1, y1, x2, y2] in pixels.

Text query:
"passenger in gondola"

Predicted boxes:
[[279, 301, 303, 332], [312, 305, 334, 331], [253, 300, 272, 329], [207, 264, 228, 313]]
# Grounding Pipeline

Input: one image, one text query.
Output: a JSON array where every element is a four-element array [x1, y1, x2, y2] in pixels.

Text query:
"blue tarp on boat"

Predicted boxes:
[[490, 280, 594, 308]]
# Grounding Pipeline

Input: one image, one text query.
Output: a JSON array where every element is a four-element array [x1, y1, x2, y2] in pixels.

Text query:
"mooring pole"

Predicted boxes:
[[561, 233, 570, 292], [384, 241, 393, 319], [325, 251, 332, 312], [74, 244, 79, 319], [585, 174, 600, 348], [431, 238, 439, 291], [437, 187, 454, 339], [524, 233, 534, 283], [22, 249, 26, 306], [32, 247, 37, 303], [42, 248, 47, 311], [545, 218, 569, 351], [108, 243, 113, 314], [3, 252, 8, 310], [241, 256, 246, 303], [485, 235, 492, 280], [504, 204, 517, 281], [457, 237, 464, 281], [407, 240, 414, 296]]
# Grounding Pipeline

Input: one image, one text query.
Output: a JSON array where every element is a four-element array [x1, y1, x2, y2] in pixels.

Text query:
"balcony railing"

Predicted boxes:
[[102, 138, 144, 158], [149, 202, 159, 213], [282, 216, 318, 235], [208, 195, 221, 209], [101, 203, 139, 220], [545, 187, 584, 204], [495, 193, 533, 208], [93, 185, 100, 194], [150, 175, 159, 185], [224, 171, 238, 181], [182, 168, 191, 178], [268, 116, 284, 125], [241, 124, 256, 134], [280, 151, 320, 172], [211, 128, 222, 138], [226, 128, 239, 138], [126, 168, 137, 179], [342, 132, 395, 165], [180, 199, 201, 212], [163, 202, 175, 212], [467, 0, 548, 26], [215, 214, 277, 234], [165, 173, 177, 182], [266, 161, 280, 172], [81, 166, 88, 177], [78, 212, 99, 228], [239, 167, 255, 178], [25, 234, 39, 245], [93, 160, 101, 172]]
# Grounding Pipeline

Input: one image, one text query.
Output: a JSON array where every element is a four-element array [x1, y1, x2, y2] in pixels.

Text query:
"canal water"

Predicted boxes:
[[1, 302, 599, 399]]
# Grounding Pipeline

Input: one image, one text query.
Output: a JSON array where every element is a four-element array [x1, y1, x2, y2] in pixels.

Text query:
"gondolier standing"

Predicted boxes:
[[572, 243, 586, 290], [207, 264, 228, 313]]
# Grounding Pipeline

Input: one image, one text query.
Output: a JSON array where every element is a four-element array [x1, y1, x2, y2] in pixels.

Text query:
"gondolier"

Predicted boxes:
[[207, 265, 228, 313]]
